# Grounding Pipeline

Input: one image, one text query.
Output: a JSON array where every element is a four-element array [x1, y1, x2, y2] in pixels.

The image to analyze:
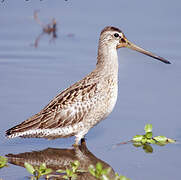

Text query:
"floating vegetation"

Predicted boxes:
[[24, 162, 52, 180], [23, 160, 130, 180], [0, 156, 8, 169], [56, 161, 130, 180], [115, 124, 176, 153], [132, 124, 175, 144], [88, 162, 111, 180], [88, 162, 130, 180], [114, 173, 131, 180], [5, 139, 130, 180], [2, 124, 176, 178], [56, 160, 86, 180], [32, 10, 57, 48]]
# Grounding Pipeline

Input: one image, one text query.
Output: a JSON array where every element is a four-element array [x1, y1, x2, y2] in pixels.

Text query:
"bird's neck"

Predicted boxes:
[[96, 43, 119, 76]]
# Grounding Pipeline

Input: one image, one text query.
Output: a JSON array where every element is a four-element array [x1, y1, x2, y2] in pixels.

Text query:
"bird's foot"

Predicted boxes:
[[81, 138, 86, 145]]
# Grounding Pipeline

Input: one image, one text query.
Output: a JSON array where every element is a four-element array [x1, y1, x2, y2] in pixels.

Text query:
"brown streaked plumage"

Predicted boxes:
[[6, 26, 170, 145]]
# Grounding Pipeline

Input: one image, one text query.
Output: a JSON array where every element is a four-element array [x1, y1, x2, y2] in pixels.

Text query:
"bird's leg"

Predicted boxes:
[[73, 132, 87, 147], [73, 137, 81, 147]]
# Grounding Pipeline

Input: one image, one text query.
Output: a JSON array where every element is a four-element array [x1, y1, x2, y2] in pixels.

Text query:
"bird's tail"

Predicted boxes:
[[6, 113, 42, 139]]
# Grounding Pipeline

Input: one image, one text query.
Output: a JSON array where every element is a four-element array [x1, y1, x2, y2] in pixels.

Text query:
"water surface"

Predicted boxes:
[[0, 1, 181, 179]]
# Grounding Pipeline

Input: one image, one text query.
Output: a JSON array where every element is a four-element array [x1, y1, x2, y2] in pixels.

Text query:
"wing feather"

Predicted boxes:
[[6, 82, 97, 138]]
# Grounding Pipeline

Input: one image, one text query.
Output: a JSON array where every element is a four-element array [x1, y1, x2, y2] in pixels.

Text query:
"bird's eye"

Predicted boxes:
[[114, 33, 119, 38]]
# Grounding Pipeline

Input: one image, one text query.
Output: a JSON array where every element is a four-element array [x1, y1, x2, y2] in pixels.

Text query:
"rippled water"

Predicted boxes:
[[0, 0, 181, 179]]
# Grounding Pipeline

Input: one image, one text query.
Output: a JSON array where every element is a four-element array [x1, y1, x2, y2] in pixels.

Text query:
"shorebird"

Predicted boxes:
[[6, 26, 170, 145]]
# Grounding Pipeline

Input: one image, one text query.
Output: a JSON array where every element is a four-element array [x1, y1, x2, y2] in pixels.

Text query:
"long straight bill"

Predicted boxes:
[[127, 41, 171, 64]]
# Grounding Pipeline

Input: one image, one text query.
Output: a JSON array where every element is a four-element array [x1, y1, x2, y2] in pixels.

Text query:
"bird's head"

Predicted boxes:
[[100, 26, 171, 64]]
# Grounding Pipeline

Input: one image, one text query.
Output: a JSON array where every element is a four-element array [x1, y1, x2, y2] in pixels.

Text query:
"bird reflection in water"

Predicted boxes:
[[6, 139, 115, 179]]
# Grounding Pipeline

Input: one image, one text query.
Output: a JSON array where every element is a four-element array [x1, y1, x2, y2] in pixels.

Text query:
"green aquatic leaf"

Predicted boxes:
[[24, 162, 35, 175], [133, 142, 142, 147], [156, 142, 167, 146], [24, 162, 52, 179], [143, 144, 153, 153], [115, 173, 130, 180], [154, 136, 167, 142], [101, 168, 110, 176], [144, 124, 152, 133], [39, 163, 46, 170], [102, 174, 109, 180], [141, 137, 147, 144], [132, 124, 175, 154], [132, 135, 144, 142], [167, 138, 176, 143], [89, 165, 96, 176], [57, 161, 83, 179], [89, 163, 110, 179], [145, 132, 153, 139], [0, 156, 8, 169], [32, 163, 52, 177], [66, 168, 72, 176], [63, 175, 69, 179], [146, 138, 156, 144], [71, 160, 80, 172], [73, 160, 80, 167], [56, 169, 66, 173], [41, 168, 52, 176], [120, 175, 130, 180], [96, 162, 103, 172]]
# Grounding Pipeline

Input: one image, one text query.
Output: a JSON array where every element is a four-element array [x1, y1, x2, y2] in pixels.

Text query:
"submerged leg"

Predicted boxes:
[[81, 138, 86, 145]]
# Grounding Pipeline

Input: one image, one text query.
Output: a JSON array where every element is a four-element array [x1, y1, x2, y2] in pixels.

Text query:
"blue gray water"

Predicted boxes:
[[0, 0, 181, 179]]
